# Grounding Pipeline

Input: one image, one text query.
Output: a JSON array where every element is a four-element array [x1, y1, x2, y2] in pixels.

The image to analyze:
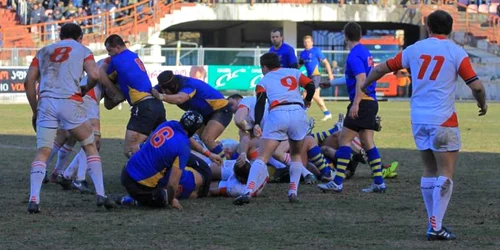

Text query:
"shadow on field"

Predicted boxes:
[[1, 134, 500, 249]]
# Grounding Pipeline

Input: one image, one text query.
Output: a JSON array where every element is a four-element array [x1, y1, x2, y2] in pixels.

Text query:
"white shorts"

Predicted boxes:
[[37, 98, 88, 130], [412, 124, 461, 152], [262, 105, 308, 141], [83, 97, 100, 120], [218, 173, 267, 198]]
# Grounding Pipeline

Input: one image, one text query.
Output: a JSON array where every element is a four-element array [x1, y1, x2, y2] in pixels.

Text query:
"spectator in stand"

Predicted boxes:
[[54, 1, 66, 14], [53, 8, 64, 21], [73, 0, 83, 7], [30, 2, 45, 25], [44, 13, 58, 41], [91, 0, 105, 14], [65, 3, 78, 18], [457, 0, 468, 12]]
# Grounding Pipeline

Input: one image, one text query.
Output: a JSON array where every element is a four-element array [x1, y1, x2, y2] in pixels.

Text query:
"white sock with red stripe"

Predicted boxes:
[[420, 177, 436, 229], [245, 159, 266, 195], [47, 142, 61, 165], [63, 155, 78, 179], [30, 161, 46, 204], [87, 155, 105, 197], [54, 143, 73, 175], [269, 157, 287, 169], [288, 162, 302, 196], [431, 176, 453, 231], [76, 149, 88, 181]]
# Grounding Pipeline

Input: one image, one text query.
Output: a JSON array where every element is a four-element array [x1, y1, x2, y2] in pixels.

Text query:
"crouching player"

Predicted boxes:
[[120, 111, 204, 209]]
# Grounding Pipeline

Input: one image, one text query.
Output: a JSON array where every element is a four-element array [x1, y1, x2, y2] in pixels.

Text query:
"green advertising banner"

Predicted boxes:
[[207, 65, 263, 91], [207, 65, 308, 91]]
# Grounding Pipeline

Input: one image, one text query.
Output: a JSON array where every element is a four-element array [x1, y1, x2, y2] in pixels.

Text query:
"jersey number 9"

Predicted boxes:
[[151, 126, 174, 148]]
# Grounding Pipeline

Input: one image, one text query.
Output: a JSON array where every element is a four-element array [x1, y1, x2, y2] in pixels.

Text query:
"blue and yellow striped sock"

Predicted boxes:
[[366, 147, 383, 185], [210, 144, 225, 159], [310, 126, 340, 144], [307, 146, 329, 176], [333, 146, 351, 185]]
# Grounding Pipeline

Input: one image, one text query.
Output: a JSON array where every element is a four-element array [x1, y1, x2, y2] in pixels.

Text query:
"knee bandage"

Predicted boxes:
[[80, 133, 95, 146], [93, 130, 101, 137], [36, 126, 58, 149]]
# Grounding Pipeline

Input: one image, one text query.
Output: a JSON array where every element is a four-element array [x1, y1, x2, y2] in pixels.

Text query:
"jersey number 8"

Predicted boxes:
[[151, 126, 174, 148], [49, 46, 73, 63]]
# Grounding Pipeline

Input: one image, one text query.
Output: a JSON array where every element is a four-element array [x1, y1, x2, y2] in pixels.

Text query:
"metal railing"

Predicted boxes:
[[0, 46, 399, 67]]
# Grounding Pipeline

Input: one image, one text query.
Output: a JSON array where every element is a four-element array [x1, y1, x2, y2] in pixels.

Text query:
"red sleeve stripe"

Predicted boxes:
[[386, 51, 403, 72], [30, 57, 39, 67], [458, 57, 478, 85], [84, 54, 95, 62]]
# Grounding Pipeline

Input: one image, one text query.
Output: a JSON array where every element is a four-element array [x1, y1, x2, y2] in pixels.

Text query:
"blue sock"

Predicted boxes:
[[333, 146, 351, 185], [229, 151, 239, 160], [210, 144, 224, 158], [323, 110, 331, 116], [366, 147, 384, 185]]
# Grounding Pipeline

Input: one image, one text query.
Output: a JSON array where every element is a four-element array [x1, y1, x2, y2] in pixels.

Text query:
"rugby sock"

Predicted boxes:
[[288, 161, 302, 196], [76, 149, 88, 181], [54, 144, 73, 174], [47, 142, 61, 165], [301, 166, 313, 178], [421, 177, 436, 229], [87, 155, 105, 197], [431, 176, 453, 231], [63, 153, 79, 179], [30, 161, 46, 204], [310, 127, 340, 143], [333, 146, 351, 185], [245, 159, 267, 196], [366, 147, 384, 185], [307, 145, 329, 176], [210, 144, 224, 159], [323, 110, 331, 116], [269, 157, 287, 169]]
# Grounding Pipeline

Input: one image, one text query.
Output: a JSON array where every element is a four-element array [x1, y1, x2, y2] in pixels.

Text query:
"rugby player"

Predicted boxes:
[[269, 28, 298, 68], [362, 10, 487, 240]]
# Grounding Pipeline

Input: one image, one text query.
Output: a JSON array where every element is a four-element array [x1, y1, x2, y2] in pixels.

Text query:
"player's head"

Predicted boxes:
[[180, 110, 204, 137], [104, 34, 126, 56], [234, 161, 251, 183], [59, 23, 83, 42], [260, 52, 281, 75], [270, 28, 283, 47], [303, 35, 313, 49], [426, 10, 453, 36], [343, 22, 362, 43], [157, 70, 182, 94], [227, 93, 244, 113]]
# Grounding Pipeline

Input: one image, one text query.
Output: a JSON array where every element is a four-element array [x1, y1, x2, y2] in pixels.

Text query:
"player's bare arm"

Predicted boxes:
[[98, 61, 124, 105], [363, 63, 393, 92], [82, 59, 100, 93], [234, 107, 250, 131], [467, 80, 488, 116], [155, 90, 190, 105], [167, 165, 183, 210], [322, 58, 334, 80], [24, 64, 40, 131], [189, 137, 222, 165], [350, 73, 367, 119]]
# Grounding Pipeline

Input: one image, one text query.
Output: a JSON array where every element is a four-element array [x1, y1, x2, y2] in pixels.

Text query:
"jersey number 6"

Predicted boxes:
[[280, 76, 298, 91], [151, 126, 174, 148]]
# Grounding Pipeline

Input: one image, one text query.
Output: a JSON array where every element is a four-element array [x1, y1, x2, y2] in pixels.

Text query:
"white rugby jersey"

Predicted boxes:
[[386, 35, 478, 127], [238, 96, 269, 128], [256, 68, 311, 110], [80, 58, 107, 103], [31, 39, 94, 101]]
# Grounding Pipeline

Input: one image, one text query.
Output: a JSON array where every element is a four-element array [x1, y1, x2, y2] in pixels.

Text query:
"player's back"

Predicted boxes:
[[258, 68, 305, 109], [345, 44, 376, 101], [108, 50, 151, 104], [179, 76, 227, 115], [239, 96, 269, 125], [36, 39, 93, 99], [403, 37, 469, 125], [126, 121, 191, 187]]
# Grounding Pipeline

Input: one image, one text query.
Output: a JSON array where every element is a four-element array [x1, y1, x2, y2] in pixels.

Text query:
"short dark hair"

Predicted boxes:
[[59, 23, 83, 41], [104, 34, 125, 48], [271, 28, 283, 37], [260, 52, 281, 70], [343, 22, 362, 42], [227, 94, 243, 100], [427, 10, 453, 36]]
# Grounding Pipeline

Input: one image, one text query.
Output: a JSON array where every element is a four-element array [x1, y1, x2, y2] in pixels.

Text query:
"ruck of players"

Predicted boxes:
[[25, 9, 487, 242]]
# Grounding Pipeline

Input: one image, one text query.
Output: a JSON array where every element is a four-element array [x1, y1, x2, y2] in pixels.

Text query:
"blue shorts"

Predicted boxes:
[[177, 167, 197, 199]]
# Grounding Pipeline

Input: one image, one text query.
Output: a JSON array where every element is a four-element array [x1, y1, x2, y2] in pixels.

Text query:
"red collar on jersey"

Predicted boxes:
[[430, 34, 447, 40]]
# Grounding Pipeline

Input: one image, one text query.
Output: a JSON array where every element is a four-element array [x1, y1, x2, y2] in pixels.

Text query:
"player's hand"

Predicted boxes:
[[319, 82, 331, 89], [170, 198, 183, 210], [31, 113, 37, 132], [349, 103, 360, 119], [236, 152, 248, 166], [151, 88, 164, 101], [209, 153, 223, 165], [478, 103, 488, 116], [328, 74, 334, 81], [253, 125, 262, 138], [303, 99, 312, 109]]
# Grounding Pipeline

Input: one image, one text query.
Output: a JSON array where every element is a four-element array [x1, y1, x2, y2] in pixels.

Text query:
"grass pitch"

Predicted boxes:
[[0, 102, 499, 249]]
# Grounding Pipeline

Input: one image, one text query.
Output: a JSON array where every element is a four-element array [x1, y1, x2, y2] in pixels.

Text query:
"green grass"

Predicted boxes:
[[1, 102, 499, 249]]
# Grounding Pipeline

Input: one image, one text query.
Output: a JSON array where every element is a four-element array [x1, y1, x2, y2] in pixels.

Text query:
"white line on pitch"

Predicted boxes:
[[0, 144, 34, 150]]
